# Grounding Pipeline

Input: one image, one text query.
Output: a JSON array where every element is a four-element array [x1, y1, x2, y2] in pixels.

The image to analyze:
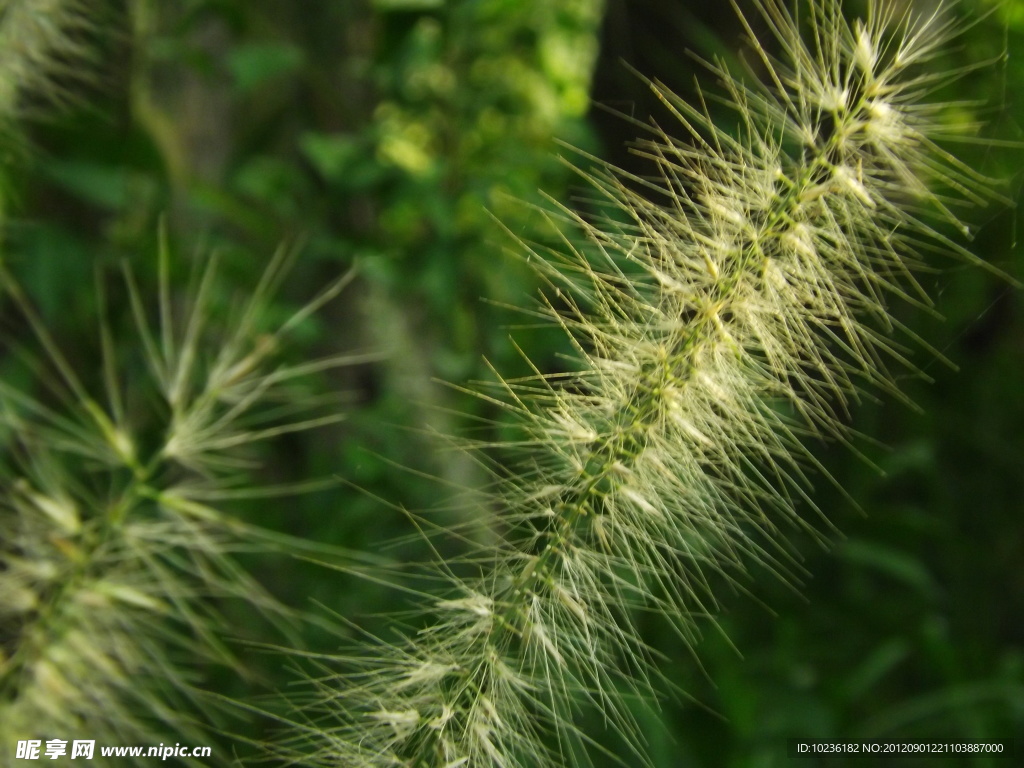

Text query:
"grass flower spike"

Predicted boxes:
[[0, 0, 97, 123], [291, 1, 1003, 766], [0, 243, 356, 756]]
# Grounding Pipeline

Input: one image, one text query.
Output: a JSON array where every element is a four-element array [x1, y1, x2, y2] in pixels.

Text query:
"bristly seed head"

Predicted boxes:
[[291, 1, 1004, 766]]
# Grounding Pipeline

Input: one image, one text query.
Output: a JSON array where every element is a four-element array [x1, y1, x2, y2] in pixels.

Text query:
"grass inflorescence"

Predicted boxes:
[[284, 1, 1005, 766], [0, 0, 99, 123], [0, 240, 357, 757]]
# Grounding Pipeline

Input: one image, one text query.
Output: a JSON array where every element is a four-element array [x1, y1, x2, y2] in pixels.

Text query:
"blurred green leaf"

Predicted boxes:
[[373, 0, 444, 11], [227, 42, 304, 94], [839, 539, 941, 600], [43, 161, 133, 210], [840, 638, 911, 701], [299, 132, 361, 182]]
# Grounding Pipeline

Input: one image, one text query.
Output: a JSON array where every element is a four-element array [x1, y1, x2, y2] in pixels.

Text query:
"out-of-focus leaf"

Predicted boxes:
[[840, 638, 911, 701], [372, 0, 444, 11], [855, 681, 1024, 739], [227, 42, 304, 94], [300, 133, 360, 182], [839, 539, 941, 600], [43, 161, 132, 210]]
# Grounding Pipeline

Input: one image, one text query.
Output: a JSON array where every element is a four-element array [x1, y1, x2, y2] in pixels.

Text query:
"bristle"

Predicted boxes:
[[287, 2, 999, 766]]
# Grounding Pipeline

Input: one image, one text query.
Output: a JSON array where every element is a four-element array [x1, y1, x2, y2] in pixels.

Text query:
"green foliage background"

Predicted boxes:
[[1, 0, 1022, 765]]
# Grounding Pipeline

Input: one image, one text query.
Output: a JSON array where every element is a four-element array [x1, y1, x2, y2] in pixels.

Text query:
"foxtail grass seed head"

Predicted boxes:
[[0, 247, 356, 757], [287, 1, 1006, 766], [0, 0, 98, 123]]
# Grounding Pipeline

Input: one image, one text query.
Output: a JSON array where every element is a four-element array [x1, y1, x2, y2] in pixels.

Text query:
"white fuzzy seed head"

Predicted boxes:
[[292, 1, 1001, 766]]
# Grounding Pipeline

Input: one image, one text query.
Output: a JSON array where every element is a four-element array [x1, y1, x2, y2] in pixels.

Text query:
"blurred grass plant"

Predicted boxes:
[[0, 0, 101, 236], [285, 1, 1013, 766], [0, 239, 357, 755], [0, 0, 97, 124]]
